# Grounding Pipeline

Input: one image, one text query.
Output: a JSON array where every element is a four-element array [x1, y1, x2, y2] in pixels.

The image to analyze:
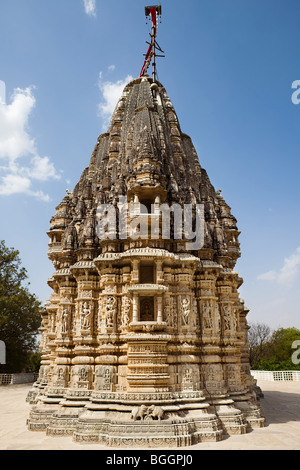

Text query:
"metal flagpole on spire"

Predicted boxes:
[[140, 5, 164, 82]]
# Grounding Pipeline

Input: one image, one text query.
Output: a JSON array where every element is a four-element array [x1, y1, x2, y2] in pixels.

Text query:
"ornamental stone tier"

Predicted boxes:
[[26, 74, 265, 447]]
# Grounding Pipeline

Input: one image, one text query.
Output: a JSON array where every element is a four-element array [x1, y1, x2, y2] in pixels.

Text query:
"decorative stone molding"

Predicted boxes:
[[128, 284, 168, 294]]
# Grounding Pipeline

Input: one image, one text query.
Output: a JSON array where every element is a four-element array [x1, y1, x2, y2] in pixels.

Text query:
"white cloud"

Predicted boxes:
[[257, 270, 277, 281], [83, 0, 96, 17], [29, 155, 61, 182], [98, 72, 133, 130], [0, 174, 50, 202], [0, 84, 61, 201], [258, 246, 300, 285], [0, 87, 36, 161], [0, 80, 5, 105], [0, 174, 31, 195]]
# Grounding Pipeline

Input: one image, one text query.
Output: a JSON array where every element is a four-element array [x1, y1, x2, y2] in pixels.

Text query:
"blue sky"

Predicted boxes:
[[0, 0, 300, 331]]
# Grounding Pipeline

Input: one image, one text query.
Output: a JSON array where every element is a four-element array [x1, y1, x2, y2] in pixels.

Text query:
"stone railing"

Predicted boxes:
[[251, 370, 300, 382], [0, 372, 39, 385]]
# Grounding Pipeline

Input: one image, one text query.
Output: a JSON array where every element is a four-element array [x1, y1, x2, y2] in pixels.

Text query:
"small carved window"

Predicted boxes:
[[139, 263, 155, 284]]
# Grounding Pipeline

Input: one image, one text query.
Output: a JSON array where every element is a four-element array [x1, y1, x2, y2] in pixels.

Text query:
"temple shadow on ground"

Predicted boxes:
[[259, 390, 300, 425]]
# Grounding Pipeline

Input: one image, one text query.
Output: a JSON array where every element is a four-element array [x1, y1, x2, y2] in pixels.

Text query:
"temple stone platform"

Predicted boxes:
[[1, 380, 300, 450]]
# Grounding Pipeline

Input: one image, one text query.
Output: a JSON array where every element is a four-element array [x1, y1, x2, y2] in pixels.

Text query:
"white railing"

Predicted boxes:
[[251, 370, 300, 381], [0, 373, 38, 385]]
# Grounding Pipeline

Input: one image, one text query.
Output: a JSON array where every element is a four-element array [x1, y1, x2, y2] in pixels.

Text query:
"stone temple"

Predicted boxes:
[[27, 18, 265, 446]]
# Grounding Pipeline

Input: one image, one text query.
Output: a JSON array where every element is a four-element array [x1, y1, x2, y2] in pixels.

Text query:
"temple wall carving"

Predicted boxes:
[[27, 75, 265, 446]]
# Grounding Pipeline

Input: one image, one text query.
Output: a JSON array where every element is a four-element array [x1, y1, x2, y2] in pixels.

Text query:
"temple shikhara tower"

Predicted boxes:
[[27, 6, 265, 446]]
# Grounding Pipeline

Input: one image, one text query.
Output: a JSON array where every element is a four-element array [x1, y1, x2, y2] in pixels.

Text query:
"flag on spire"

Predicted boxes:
[[140, 5, 163, 79]]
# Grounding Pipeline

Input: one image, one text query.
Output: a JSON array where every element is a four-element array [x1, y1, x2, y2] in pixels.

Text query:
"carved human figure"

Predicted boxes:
[[81, 302, 92, 329], [227, 364, 238, 382], [105, 296, 116, 328], [61, 309, 69, 333], [166, 298, 172, 326], [232, 309, 237, 332], [79, 367, 88, 381], [121, 296, 131, 327], [95, 365, 115, 391], [181, 296, 190, 325], [140, 298, 154, 321], [51, 313, 56, 333], [83, 215, 95, 240], [223, 304, 231, 331], [75, 197, 85, 218], [213, 303, 221, 333], [206, 365, 215, 382], [202, 301, 213, 329], [40, 366, 50, 385]]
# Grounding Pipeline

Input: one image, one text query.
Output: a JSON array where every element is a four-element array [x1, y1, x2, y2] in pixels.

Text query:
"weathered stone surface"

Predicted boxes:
[[27, 76, 264, 446]]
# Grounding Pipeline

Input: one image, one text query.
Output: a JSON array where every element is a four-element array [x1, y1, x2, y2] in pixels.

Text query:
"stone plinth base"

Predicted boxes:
[[46, 406, 86, 437], [73, 411, 223, 447], [27, 405, 60, 432], [27, 387, 265, 447]]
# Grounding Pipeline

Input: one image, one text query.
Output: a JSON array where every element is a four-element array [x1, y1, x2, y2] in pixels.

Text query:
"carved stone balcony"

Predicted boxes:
[[129, 321, 167, 332]]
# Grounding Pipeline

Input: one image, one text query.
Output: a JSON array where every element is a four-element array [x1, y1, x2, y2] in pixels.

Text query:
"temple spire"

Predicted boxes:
[[140, 4, 164, 82]]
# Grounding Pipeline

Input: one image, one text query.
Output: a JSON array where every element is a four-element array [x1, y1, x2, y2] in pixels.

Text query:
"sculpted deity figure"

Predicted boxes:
[[105, 296, 117, 328], [206, 365, 215, 382], [232, 308, 237, 332], [81, 302, 92, 329], [121, 296, 131, 327], [79, 367, 88, 381], [213, 303, 221, 333], [181, 296, 190, 325], [202, 301, 213, 329], [61, 308, 70, 333], [222, 304, 231, 331], [50, 312, 56, 333]]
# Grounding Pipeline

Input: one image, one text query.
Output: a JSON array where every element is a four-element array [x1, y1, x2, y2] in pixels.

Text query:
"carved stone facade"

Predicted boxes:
[[27, 76, 264, 446]]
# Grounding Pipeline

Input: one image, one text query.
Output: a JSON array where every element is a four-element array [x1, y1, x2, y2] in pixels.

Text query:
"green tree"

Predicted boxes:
[[0, 240, 41, 373], [266, 327, 300, 370], [250, 325, 300, 370], [248, 322, 272, 367]]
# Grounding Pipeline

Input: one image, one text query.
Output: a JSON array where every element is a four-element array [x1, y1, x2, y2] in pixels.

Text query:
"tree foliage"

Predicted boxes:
[[248, 322, 272, 367], [249, 322, 300, 370], [0, 240, 41, 372]]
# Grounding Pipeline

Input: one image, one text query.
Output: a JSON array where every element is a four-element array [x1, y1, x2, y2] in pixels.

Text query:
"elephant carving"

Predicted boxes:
[[147, 405, 164, 421], [131, 405, 164, 421], [131, 405, 147, 421]]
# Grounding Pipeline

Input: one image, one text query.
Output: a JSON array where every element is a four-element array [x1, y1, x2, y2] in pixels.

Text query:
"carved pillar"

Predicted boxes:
[[157, 295, 163, 323], [68, 261, 99, 393], [132, 294, 139, 322]]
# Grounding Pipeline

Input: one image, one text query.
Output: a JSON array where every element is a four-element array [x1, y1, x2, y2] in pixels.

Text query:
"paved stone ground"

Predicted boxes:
[[0, 380, 300, 450]]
